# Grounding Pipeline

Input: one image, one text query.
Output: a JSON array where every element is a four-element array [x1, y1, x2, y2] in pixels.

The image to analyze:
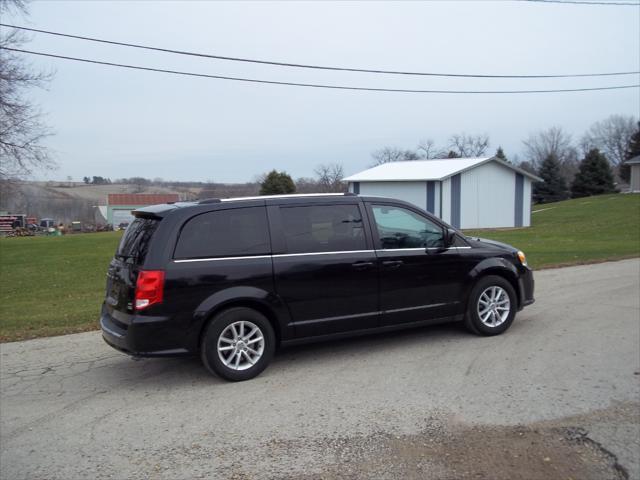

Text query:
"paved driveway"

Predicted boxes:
[[1, 259, 639, 479]]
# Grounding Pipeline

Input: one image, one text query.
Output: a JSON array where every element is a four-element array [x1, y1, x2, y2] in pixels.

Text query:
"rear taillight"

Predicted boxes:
[[135, 270, 165, 310]]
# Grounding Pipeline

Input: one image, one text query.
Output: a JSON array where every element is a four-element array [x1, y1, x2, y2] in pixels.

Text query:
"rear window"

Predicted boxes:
[[174, 207, 270, 259], [116, 218, 160, 264]]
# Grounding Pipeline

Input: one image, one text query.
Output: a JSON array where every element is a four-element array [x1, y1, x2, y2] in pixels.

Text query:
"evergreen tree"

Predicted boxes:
[[260, 170, 296, 195], [533, 153, 569, 204], [495, 146, 507, 162], [621, 121, 640, 182], [446, 150, 460, 158], [570, 149, 616, 198]]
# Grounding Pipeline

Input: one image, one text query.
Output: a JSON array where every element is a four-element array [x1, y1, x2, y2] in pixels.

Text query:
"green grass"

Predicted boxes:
[[0, 232, 122, 342], [464, 194, 640, 269], [0, 194, 638, 342]]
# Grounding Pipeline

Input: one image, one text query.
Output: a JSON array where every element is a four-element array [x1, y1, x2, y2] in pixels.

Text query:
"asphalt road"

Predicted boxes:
[[1, 259, 639, 479]]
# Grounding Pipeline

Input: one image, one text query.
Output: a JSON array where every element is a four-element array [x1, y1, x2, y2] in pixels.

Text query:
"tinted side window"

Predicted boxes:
[[174, 207, 270, 259], [280, 204, 366, 254], [371, 205, 444, 249]]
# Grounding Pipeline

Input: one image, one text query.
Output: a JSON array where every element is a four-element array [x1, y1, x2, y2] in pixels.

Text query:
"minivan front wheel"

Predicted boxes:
[[200, 307, 275, 381], [465, 275, 517, 336]]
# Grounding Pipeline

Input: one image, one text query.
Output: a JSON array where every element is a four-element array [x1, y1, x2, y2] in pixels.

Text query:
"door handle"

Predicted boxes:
[[382, 260, 403, 269], [351, 261, 374, 270]]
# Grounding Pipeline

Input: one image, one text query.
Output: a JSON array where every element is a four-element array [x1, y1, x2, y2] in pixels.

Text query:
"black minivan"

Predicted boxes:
[[101, 193, 534, 381]]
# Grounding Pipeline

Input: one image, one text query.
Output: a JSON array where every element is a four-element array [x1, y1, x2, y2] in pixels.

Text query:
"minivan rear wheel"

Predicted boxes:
[[464, 275, 517, 336], [200, 307, 275, 381]]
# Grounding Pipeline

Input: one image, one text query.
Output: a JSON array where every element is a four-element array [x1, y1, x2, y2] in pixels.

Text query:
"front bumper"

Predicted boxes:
[[100, 304, 191, 357], [517, 267, 535, 310]]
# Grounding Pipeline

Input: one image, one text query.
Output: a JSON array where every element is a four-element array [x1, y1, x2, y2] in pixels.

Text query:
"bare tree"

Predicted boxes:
[[580, 114, 637, 168], [447, 133, 490, 158], [294, 177, 319, 194], [522, 126, 580, 183], [371, 147, 404, 165], [370, 146, 419, 166], [129, 176, 150, 193], [0, 0, 55, 181], [314, 163, 346, 193], [403, 150, 420, 161], [522, 126, 576, 169], [417, 139, 442, 159], [517, 160, 537, 175], [558, 151, 580, 184]]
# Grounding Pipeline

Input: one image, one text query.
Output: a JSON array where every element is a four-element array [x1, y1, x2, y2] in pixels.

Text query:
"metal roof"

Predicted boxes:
[[625, 155, 640, 165], [344, 157, 543, 182]]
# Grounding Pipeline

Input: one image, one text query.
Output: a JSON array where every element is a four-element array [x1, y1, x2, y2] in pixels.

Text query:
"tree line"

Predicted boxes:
[[254, 164, 347, 196], [360, 115, 638, 204], [524, 117, 638, 203], [371, 133, 492, 166], [260, 114, 638, 202]]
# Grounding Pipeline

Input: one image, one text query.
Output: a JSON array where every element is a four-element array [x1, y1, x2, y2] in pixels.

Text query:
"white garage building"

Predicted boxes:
[[344, 157, 542, 229]]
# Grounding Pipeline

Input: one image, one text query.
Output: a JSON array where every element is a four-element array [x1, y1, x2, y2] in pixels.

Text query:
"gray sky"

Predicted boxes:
[[7, 0, 640, 182]]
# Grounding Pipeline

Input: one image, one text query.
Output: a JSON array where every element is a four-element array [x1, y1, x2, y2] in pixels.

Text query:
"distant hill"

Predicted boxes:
[[0, 180, 260, 223], [27, 181, 199, 204]]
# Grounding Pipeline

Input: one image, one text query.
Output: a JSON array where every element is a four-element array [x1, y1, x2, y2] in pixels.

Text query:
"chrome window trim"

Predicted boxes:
[[377, 247, 425, 253], [174, 255, 272, 263], [174, 250, 375, 263], [173, 246, 471, 263]]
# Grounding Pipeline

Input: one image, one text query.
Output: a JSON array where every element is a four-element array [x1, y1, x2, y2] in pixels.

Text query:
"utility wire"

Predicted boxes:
[[2, 47, 639, 94], [519, 0, 639, 6], [1, 23, 638, 79]]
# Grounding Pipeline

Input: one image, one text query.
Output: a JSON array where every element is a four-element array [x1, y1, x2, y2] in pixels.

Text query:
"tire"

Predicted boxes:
[[464, 275, 517, 336], [200, 307, 275, 381]]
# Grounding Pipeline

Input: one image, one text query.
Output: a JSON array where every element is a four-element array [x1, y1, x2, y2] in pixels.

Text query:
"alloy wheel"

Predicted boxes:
[[477, 286, 511, 327], [217, 320, 265, 371]]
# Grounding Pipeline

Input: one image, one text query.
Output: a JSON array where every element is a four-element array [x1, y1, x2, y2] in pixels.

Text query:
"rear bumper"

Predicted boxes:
[[517, 268, 535, 310], [100, 304, 191, 357]]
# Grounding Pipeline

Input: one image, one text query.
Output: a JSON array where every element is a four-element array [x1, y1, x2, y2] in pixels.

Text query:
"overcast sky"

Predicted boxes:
[[5, 0, 640, 182]]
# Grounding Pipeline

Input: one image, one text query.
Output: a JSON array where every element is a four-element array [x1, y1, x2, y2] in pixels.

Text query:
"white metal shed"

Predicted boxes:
[[626, 155, 640, 193], [344, 157, 542, 229]]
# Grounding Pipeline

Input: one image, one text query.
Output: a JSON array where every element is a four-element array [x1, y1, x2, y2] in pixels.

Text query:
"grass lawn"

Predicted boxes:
[[0, 232, 122, 342], [0, 194, 638, 342], [464, 193, 640, 269]]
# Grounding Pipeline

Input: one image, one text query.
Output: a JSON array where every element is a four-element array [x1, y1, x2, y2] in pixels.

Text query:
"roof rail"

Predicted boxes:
[[219, 193, 356, 202], [198, 198, 222, 204]]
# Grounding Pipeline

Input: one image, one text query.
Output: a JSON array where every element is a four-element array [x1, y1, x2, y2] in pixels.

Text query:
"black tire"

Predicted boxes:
[[464, 275, 517, 336], [200, 307, 275, 381]]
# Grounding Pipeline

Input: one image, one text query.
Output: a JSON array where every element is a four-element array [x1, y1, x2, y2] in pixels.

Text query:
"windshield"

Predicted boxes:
[[116, 218, 159, 264]]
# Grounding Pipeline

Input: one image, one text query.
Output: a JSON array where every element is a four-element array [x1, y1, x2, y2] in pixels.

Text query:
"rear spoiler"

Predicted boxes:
[[132, 203, 180, 220]]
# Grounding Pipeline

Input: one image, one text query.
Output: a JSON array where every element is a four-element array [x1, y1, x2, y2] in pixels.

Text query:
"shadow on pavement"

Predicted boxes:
[[94, 321, 481, 388]]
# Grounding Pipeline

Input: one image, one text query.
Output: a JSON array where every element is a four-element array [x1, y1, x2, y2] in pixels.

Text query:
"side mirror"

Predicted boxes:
[[445, 228, 457, 247]]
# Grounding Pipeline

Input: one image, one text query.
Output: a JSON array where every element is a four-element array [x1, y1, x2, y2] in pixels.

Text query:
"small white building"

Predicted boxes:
[[344, 157, 542, 229], [626, 156, 640, 193]]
